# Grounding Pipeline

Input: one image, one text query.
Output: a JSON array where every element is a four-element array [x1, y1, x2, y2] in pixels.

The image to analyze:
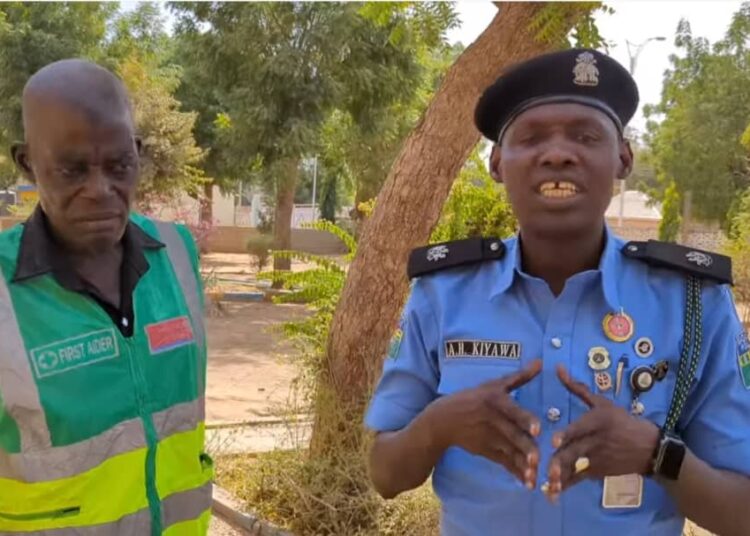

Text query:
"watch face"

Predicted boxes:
[[656, 435, 686, 480]]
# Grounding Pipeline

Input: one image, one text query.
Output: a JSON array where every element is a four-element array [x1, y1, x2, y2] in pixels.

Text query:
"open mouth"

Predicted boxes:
[[538, 181, 580, 199]]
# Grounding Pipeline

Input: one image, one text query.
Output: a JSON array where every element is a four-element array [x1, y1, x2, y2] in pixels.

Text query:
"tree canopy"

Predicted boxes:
[[645, 4, 750, 225]]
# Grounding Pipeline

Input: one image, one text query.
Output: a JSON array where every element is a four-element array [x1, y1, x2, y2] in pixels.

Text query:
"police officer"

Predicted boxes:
[[365, 49, 750, 536], [0, 60, 211, 534]]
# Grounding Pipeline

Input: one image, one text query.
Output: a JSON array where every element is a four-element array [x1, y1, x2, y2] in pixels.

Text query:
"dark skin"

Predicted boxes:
[[370, 103, 750, 536], [11, 60, 141, 307]]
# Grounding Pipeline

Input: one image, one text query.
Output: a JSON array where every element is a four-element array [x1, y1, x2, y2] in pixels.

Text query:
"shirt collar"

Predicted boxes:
[[13, 205, 164, 285], [489, 226, 622, 311]]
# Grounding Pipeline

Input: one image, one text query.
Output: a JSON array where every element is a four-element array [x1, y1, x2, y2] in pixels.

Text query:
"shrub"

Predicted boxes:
[[246, 234, 275, 273]]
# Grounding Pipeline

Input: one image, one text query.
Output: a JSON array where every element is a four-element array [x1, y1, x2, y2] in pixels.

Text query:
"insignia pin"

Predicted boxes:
[[631, 399, 645, 416], [652, 360, 669, 381], [630, 366, 655, 394], [603, 311, 635, 343], [587, 346, 611, 371], [616, 356, 629, 396], [595, 371, 613, 392], [634, 337, 653, 358]]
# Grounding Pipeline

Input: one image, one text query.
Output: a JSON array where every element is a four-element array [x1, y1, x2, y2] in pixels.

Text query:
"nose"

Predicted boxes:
[[83, 167, 114, 198], [539, 140, 577, 169]]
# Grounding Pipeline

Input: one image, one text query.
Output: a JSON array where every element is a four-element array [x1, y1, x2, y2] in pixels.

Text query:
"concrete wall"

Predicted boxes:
[[205, 226, 349, 255]]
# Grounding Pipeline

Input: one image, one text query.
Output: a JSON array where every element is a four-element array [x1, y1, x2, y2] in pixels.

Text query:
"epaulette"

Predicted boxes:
[[407, 237, 505, 279], [622, 240, 733, 285]]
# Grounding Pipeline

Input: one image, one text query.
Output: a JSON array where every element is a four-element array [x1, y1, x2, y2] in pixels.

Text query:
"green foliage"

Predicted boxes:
[[0, 2, 116, 188], [724, 187, 750, 324], [431, 146, 517, 243], [646, 5, 750, 225], [246, 234, 275, 273], [0, 3, 206, 199], [658, 180, 682, 242], [530, 2, 611, 48], [171, 2, 458, 212], [118, 55, 207, 203]]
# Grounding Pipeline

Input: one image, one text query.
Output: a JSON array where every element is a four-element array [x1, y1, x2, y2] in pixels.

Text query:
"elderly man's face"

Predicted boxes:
[[13, 98, 140, 254], [490, 102, 632, 240]]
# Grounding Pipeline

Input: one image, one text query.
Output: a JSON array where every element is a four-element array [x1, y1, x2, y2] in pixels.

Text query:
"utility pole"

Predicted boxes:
[[619, 36, 666, 228], [311, 156, 318, 223]]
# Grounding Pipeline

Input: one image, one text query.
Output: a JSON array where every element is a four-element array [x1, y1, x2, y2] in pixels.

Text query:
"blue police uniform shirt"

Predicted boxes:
[[365, 229, 750, 536]]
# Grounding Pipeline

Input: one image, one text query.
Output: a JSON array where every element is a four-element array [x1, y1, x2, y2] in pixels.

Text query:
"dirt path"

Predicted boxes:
[[206, 301, 307, 425]]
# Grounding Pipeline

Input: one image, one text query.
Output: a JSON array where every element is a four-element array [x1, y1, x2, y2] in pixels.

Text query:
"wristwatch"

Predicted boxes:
[[652, 431, 686, 480]]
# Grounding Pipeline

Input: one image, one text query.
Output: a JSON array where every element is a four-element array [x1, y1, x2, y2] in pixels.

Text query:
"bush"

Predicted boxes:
[[658, 180, 682, 243], [246, 234, 275, 273], [431, 146, 516, 243]]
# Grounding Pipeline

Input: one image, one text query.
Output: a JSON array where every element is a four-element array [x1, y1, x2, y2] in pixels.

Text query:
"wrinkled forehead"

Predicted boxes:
[[24, 95, 136, 158]]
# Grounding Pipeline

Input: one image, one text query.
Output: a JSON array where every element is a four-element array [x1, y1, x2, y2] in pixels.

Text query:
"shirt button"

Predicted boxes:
[[550, 337, 562, 348], [547, 407, 561, 422], [122, 317, 129, 328]]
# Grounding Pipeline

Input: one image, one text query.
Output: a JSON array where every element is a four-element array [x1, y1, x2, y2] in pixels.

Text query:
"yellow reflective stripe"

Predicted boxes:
[[0, 265, 51, 451], [0, 417, 146, 482], [0, 507, 151, 535], [161, 508, 211, 536], [162, 482, 212, 530], [0, 448, 148, 532], [156, 423, 211, 499], [1, 396, 203, 482]]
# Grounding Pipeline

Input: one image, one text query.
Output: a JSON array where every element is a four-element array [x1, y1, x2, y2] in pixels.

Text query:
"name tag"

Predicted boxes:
[[444, 339, 521, 360], [30, 329, 120, 379], [146, 316, 195, 355], [602, 474, 643, 509]]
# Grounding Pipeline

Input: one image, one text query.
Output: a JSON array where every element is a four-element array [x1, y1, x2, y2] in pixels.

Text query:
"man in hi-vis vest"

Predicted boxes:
[[0, 59, 211, 535]]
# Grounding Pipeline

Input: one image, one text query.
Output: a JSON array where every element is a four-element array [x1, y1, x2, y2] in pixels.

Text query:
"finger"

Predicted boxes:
[[501, 400, 542, 440], [489, 414, 540, 469], [483, 438, 533, 488], [504, 359, 543, 392], [547, 435, 598, 500], [556, 364, 598, 408], [551, 411, 601, 450]]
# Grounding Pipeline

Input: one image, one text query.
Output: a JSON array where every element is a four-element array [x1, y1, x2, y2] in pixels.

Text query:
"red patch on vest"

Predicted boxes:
[[146, 316, 195, 355]]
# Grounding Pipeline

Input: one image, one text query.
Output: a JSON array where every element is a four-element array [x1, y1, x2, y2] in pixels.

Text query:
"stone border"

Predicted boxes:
[[213, 484, 294, 536]]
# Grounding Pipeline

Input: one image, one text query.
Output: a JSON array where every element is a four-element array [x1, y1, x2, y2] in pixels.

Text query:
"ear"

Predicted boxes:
[[617, 138, 634, 180], [11, 144, 36, 184], [489, 144, 503, 183]]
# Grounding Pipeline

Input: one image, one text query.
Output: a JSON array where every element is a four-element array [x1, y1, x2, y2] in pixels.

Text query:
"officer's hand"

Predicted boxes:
[[544, 364, 660, 502], [431, 359, 542, 489]]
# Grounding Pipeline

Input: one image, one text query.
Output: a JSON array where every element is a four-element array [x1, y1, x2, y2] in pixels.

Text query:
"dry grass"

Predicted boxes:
[[214, 450, 439, 536]]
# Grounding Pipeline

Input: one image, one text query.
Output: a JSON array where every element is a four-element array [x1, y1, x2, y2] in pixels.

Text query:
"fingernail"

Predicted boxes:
[[552, 435, 563, 448], [526, 480, 534, 490], [530, 422, 540, 436]]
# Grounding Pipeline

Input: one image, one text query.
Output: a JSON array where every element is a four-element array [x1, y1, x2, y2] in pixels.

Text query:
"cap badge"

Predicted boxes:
[[686, 251, 713, 267], [573, 52, 599, 87], [426, 245, 449, 262]]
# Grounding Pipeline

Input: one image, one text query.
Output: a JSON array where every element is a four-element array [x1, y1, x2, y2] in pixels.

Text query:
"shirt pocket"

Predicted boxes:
[[437, 359, 522, 396]]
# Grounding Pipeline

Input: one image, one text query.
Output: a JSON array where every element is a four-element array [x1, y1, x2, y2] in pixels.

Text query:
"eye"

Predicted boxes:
[[108, 160, 135, 177], [58, 164, 86, 179], [576, 131, 601, 144]]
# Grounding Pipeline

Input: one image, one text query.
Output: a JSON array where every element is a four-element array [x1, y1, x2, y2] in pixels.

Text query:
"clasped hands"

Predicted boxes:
[[431, 359, 660, 502]]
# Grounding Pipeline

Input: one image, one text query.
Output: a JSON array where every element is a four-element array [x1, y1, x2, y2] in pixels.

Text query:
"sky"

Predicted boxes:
[[447, 1, 745, 133]]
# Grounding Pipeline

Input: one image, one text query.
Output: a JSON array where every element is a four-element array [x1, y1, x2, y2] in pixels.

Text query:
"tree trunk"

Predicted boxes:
[[272, 158, 299, 278], [200, 181, 213, 224], [313, 3, 585, 453]]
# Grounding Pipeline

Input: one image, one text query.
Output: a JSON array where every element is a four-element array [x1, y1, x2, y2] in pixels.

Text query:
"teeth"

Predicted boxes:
[[539, 181, 578, 198]]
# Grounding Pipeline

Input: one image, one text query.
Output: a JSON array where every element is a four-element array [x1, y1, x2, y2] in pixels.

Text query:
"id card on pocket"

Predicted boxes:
[[602, 474, 643, 509]]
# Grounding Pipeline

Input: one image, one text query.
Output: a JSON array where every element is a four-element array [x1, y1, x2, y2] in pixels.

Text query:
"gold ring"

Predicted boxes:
[[574, 456, 590, 474]]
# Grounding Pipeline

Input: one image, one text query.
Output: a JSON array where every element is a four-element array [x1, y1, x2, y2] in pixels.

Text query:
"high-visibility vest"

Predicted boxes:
[[0, 214, 211, 535]]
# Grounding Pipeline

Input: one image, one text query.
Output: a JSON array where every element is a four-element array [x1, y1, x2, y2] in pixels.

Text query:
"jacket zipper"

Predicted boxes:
[[0, 507, 80, 521]]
